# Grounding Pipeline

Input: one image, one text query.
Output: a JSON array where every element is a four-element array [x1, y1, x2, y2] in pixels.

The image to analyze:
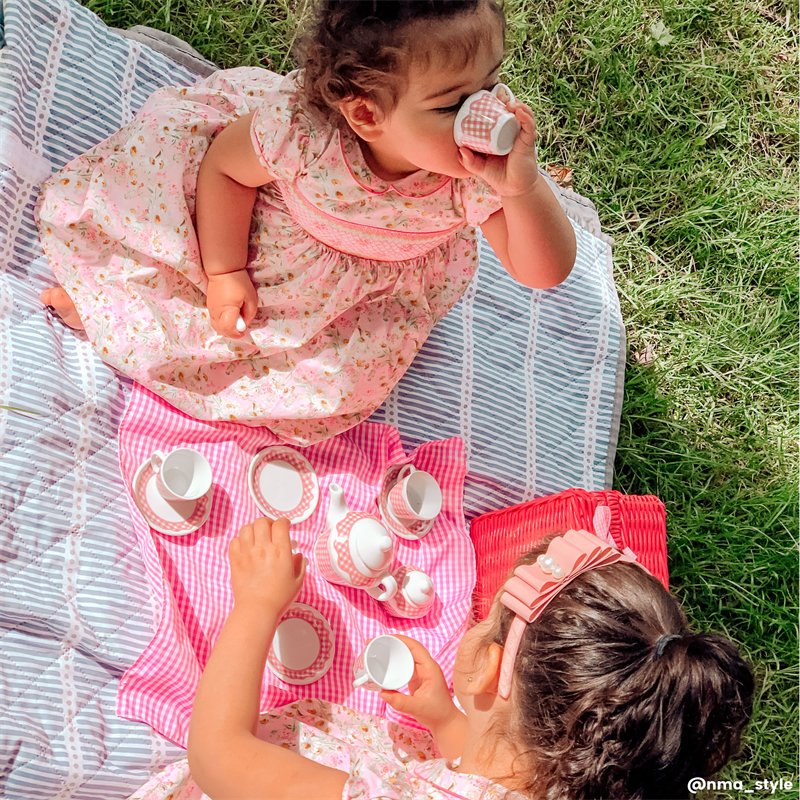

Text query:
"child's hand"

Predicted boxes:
[[380, 635, 459, 729], [458, 100, 539, 199], [228, 517, 305, 618], [207, 269, 259, 338]]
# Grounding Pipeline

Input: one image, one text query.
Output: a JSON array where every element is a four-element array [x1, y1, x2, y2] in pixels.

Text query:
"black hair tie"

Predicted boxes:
[[653, 633, 682, 660]]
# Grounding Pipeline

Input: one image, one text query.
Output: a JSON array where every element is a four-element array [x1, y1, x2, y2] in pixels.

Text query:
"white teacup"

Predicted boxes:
[[453, 83, 520, 156], [150, 447, 212, 502], [388, 465, 443, 522], [353, 635, 415, 691]]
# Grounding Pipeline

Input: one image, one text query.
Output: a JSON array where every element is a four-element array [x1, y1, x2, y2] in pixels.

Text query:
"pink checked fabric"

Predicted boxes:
[[36, 67, 501, 445], [116, 385, 475, 748], [457, 93, 506, 150]]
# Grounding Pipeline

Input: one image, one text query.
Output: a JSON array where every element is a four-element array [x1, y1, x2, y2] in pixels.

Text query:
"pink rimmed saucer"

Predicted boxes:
[[267, 603, 335, 686], [248, 447, 319, 523], [131, 460, 212, 536], [378, 464, 435, 541]]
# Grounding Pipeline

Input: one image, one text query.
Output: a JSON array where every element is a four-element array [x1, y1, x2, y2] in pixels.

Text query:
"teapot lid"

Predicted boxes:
[[403, 571, 435, 605], [350, 518, 394, 574]]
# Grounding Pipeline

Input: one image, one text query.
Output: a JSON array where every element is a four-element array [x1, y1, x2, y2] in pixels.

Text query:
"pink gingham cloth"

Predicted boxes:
[[116, 385, 474, 748]]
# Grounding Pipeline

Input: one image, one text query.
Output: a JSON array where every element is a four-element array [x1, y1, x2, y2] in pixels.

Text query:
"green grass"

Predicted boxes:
[[86, 0, 799, 792]]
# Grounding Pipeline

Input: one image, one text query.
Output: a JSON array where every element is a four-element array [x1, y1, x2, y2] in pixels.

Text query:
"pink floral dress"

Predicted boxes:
[[37, 68, 501, 445], [127, 699, 523, 799]]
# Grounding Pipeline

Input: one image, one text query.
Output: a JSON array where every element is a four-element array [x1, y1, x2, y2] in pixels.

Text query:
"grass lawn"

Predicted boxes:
[[86, 0, 799, 793]]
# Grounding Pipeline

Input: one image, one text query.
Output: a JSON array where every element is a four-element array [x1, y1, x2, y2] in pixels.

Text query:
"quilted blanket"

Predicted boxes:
[[0, 0, 624, 797]]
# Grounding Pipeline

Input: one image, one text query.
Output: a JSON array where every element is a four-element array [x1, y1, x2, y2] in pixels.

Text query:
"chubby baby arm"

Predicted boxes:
[[381, 635, 468, 761], [196, 112, 273, 338], [464, 101, 576, 289], [188, 518, 348, 800]]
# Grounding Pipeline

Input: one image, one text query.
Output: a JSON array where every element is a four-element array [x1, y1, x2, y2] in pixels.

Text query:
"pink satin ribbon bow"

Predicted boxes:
[[497, 526, 638, 699]]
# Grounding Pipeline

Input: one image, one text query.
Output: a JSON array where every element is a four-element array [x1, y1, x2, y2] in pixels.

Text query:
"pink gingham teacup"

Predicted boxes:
[[387, 465, 442, 523], [453, 83, 520, 156]]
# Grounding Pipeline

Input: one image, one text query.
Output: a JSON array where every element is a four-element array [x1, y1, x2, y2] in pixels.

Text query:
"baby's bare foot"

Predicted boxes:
[[41, 287, 85, 330]]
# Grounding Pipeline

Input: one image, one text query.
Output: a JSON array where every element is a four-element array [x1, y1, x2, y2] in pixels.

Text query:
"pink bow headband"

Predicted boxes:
[[498, 509, 639, 699]]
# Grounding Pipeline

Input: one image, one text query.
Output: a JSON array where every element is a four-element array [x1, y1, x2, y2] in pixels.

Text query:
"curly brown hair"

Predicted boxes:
[[478, 539, 754, 799], [296, 0, 506, 120]]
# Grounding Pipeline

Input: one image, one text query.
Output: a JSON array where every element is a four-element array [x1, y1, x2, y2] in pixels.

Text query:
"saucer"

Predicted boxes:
[[131, 460, 212, 536], [248, 447, 319, 523], [378, 464, 435, 541], [267, 603, 335, 685]]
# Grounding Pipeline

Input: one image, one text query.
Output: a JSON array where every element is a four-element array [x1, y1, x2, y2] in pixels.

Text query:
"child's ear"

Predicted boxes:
[[463, 642, 504, 697], [338, 96, 386, 141]]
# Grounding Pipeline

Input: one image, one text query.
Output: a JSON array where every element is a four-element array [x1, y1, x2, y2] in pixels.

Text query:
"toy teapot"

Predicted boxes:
[[314, 483, 398, 601], [382, 565, 436, 619]]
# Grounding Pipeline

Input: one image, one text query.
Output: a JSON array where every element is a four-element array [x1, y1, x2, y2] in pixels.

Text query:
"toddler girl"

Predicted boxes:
[[130, 518, 753, 800], [37, 0, 576, 445]]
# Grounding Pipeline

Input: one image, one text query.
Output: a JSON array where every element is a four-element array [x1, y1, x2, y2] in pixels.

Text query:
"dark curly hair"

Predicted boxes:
[[296, 0, 506, 120], [476, 539, 754, 799]]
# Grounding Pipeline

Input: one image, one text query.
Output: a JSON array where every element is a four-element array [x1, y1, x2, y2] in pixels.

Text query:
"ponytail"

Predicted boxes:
[[478, 549, 754, 799]]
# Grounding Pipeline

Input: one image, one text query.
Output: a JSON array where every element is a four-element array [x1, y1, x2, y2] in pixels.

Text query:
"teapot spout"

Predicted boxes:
[[327, 482, 349, 529]]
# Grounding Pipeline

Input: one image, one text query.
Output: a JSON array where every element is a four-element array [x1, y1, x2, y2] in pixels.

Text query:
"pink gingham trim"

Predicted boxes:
[[251, 446, 318, 522], [267, 604, 334, 683], [331, 512, 388, 587], [388, 480, 417, 520], [457, 94, 504, 150], [313, 531, 346, 585], [116, 385, 472, 747], [384, 565, 434, 619], [378, 467, 434, 539], [133, 461, 211, 533]]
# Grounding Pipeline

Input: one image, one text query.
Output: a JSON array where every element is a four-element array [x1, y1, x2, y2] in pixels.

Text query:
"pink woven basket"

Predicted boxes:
[[471, 488, 668, 620]]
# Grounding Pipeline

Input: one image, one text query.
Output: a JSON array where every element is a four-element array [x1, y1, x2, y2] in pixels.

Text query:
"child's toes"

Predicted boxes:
[[42, 287, 85, 330]]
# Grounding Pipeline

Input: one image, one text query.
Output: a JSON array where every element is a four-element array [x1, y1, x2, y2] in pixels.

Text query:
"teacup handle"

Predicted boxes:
[[397, 464, 416, 481], [150, 450, 166, 472], [352, 672, 370, 688], [491, 83, 515, 105], [366, 574, 398, 602]]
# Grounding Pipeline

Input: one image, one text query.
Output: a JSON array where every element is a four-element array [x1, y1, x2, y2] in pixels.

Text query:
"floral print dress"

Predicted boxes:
[[37, 68, 501, 445], [127, 699, 523, 800]]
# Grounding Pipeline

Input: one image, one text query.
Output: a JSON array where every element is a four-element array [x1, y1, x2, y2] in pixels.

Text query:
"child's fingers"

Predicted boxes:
[[506, 98, 534, 121], [243, 294, 259, 326], [390, 635, 437, 673], [293, 552, 307, 584], [252, 516, 273, 546], [513, 109, 537, 148], [238, 521, 255, 549], [270, 517, 293, 553], [458, 147, 487, 176], [219, 306, 244, 338], [227, 537, 241, 564], [380, 689, 413, 713]]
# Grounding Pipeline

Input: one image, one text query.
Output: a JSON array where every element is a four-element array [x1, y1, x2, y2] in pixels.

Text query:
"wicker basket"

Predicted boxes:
[[471, 488, 668, 620]]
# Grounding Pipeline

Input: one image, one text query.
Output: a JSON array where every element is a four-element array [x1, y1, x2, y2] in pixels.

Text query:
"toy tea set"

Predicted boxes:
[[131, 445, 443, 691]]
